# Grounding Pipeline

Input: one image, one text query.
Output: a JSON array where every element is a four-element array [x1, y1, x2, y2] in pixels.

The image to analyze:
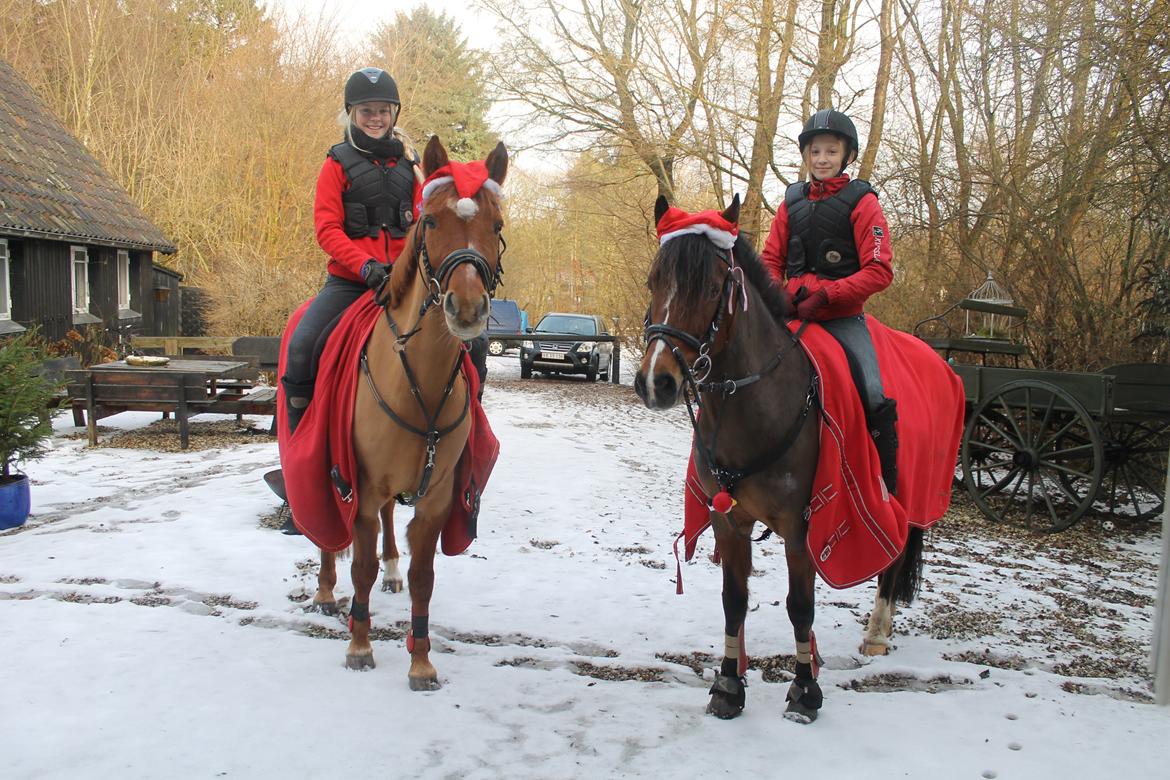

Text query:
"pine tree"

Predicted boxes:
[[0, 334, 59, 480]]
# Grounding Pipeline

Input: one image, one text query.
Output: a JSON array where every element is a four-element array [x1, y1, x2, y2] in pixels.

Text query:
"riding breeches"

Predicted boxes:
[[282, 274, 368, 402], [819, 314, 887, 412]]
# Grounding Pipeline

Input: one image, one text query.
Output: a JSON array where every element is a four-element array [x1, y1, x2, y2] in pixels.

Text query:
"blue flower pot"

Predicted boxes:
[[0, 475, 31, 530]]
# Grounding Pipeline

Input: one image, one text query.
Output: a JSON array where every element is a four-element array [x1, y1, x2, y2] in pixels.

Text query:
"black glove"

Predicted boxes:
[[361, 259, 389, 291]]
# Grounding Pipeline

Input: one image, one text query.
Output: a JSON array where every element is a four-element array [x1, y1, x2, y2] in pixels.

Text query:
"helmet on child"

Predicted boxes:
[[797, 108, 859, 160], [344, 67, 400, 112]]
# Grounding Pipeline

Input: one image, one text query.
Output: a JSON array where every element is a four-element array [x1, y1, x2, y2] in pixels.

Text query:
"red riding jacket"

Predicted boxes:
[[759, 174, 893, 320], [313, 155, 423, 283]]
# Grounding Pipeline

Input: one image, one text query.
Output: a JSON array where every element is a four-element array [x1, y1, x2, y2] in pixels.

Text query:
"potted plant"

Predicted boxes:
[[0, 332, 60, 530]]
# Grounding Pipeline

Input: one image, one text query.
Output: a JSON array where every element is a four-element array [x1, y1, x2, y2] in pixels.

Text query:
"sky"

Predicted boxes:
[[267, 0, 499, 52], [3, 355, 1170, 778]]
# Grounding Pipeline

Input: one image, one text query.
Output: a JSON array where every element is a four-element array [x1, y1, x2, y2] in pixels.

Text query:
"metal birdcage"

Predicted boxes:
[[965, 272, 1016, 339]]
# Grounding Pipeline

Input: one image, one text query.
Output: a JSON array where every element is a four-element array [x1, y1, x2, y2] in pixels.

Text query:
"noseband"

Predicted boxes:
[[418, 213, 506, 304]]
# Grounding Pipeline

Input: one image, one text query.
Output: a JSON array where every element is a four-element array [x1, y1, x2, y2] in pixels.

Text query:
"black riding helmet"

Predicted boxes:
[[344, 67, 401, 112], [797, 108, 860, 164]]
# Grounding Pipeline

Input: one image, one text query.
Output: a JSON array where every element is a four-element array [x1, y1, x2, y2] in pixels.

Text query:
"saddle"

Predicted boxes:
[[680, 315, 963, 588], [275, 292, 498, 554]]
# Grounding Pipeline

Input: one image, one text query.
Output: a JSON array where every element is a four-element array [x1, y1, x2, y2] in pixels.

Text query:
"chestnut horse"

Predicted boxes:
[[634, 195, 923, 722], [312, 137, 508, 690]]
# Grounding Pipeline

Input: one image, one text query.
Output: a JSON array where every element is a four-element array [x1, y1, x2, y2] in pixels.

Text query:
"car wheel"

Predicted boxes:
[[488, 339, 505, 356], [585, 355, 598, 383], [520, 361, 532, 379]]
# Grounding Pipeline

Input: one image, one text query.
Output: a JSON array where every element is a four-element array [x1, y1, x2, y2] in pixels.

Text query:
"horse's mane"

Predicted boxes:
[[388, 218, 421, 308], [651, 232, 793, 322], [731, 232, 794, 321]]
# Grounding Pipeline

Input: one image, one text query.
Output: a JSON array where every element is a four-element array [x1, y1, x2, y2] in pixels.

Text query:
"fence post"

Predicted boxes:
[[1153, 444, 1170, 706]]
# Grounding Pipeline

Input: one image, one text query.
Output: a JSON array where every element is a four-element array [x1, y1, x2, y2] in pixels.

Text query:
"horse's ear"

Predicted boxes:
[[654, 195, 670, 226], [722, 193, 741, 225], [486, 141, 508, 186], [423, 135, 449, 177]]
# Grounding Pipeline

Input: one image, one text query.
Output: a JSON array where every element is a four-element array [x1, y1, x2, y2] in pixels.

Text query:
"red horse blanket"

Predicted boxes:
[[277, 292, 498, 554], [681, 315, 964, 588]]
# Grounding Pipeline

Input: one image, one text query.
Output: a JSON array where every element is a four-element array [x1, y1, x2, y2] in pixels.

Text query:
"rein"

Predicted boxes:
[[359, 207, 505, 502], [644, 246, 817, 518]]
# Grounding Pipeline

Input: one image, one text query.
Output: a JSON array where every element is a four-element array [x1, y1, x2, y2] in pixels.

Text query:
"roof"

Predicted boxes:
[[0, 59, 176, 254]]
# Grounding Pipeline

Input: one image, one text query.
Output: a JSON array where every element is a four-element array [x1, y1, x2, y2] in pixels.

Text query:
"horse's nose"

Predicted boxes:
[[653, 373, 677, 407], [634, 371, 648, 403]]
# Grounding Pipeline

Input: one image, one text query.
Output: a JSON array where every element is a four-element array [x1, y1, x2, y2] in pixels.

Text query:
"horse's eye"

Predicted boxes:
[[708, 283, 721, 299], [423, 215, 437, 228], [494, 221, 504, 233]]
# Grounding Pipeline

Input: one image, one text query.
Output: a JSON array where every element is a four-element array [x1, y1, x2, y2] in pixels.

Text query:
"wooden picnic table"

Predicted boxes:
[[67, 357, 277, 449]]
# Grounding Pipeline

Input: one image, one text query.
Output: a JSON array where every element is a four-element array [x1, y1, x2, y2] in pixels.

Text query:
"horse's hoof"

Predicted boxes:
[[309, 601, 338, 616], [705, 696, 744, 719], [784, 677, 823, 724], [345, 653, 376, 670], [381, 579, 404, 593], [783, 706, 818, 724], [705, 672, 745, 719], [860, 638, 890, 656], [408, 675, 441, 691]]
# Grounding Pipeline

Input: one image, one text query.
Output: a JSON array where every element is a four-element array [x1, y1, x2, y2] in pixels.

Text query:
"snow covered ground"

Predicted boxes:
[[2, 354, 1168, 779]]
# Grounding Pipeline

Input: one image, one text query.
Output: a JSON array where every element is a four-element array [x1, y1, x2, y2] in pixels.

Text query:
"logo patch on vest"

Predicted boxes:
[[826, 250, 842, 265]]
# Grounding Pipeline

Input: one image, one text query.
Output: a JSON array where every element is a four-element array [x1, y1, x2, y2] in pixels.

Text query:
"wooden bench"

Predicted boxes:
[[914, 298, 1028, 366], [67, 357, 275, 449], [34, 356, 82, 409]]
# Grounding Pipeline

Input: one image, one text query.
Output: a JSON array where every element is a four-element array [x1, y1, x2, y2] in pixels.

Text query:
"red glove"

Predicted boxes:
[[795, 289, 829, 320]]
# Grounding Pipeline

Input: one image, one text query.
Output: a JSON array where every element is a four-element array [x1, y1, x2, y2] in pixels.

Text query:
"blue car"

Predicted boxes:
[[486, 299, 525, 355]]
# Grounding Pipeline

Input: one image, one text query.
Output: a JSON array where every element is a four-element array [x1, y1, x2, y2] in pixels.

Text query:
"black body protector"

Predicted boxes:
[[328, 142, 416, 240], [784, 179, 875, 281]]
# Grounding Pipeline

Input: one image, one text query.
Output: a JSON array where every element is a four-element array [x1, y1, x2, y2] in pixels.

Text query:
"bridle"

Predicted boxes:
[[643, 240, 815, 521], [355, 201, 506, 504]]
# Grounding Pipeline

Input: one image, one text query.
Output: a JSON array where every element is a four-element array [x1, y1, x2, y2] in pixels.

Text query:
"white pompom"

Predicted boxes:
[[455, 197, 479, 219]]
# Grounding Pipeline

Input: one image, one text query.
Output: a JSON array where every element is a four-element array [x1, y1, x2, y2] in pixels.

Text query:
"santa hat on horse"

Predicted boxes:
[[422, 160, 503, 219], [656, 205, 739, 249]]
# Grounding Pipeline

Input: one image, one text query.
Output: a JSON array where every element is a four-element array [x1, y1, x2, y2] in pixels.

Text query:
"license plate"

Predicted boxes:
[[541, 350, 565, 360]]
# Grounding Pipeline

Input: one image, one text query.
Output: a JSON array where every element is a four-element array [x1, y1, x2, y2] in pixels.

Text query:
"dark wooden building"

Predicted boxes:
[[0, 59, 177, 343]]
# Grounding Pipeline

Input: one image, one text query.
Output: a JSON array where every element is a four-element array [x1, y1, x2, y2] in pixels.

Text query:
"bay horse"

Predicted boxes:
[[312, 136, 507, 690], [634, 195, 923, 722]]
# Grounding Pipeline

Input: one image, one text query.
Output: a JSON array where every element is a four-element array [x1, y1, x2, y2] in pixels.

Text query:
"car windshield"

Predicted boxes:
[[536, 315, 596, 336]]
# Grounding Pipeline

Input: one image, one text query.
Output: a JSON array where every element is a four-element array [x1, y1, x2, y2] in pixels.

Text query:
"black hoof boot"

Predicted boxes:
[[783, 677, 823, 724], [277, 504, 301, 536], [706, 672, 746, 719]]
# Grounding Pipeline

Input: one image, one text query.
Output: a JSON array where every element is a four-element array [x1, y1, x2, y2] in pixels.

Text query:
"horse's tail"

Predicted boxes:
[[882, 526, 924, 606]]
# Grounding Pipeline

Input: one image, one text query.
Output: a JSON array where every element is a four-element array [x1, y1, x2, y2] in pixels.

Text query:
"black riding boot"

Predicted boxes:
[[274, 379, 313, 536], [868, 398, 899, 497]]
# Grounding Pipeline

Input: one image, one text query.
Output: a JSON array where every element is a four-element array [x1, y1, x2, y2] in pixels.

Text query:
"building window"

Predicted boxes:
[[117, 250, 131, 310], [71, 246, 90, 314], [0, 239, 10, 321]]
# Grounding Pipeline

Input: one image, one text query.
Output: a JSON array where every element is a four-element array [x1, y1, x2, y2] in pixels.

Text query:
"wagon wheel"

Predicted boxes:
[[1096, 417, 1170, 521], [961, 380, 1103, 532]]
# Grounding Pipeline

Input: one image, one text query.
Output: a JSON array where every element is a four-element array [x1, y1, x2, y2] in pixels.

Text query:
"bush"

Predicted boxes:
[[0, 333, 61, 480], [44, 326, 118, 368]]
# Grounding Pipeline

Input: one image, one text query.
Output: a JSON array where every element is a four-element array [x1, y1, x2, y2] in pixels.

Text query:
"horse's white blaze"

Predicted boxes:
[[646, 279, 676, 405]]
